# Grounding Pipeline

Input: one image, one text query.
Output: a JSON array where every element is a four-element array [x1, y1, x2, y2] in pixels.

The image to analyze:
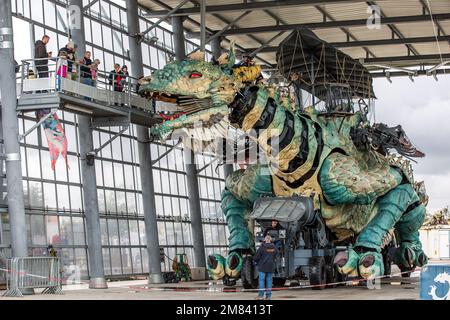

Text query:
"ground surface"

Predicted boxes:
[[1, 260, 448, 300]]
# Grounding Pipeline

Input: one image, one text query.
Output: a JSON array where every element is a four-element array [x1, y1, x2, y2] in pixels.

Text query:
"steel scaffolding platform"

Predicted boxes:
[[17, 59, 162, 127]]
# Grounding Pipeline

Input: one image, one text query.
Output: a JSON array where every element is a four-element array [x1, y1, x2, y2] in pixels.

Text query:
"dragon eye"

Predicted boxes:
[[189, 72, 203, 78]]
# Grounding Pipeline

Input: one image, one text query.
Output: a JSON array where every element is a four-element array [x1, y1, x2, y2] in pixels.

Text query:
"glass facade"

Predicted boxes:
[[1, 0, 229, 281]]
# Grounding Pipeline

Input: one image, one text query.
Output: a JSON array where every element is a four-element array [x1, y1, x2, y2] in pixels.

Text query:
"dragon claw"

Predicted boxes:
[[207, 254, 225, 280], [225, 252, 243, 278], [335, 248, 384, 279], [334, 248, 359, 277], [394, 242, 428, 268], [358, 251, 384, 279]]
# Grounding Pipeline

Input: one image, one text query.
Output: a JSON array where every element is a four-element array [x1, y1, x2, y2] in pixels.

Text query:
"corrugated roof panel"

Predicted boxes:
[[436, 20, 450, 34], [376, 0, 423, 16], [312, 29, 348, 43], [427, 0, 450, 14], [344, 25, 394, 41], [396, 21, 438, 37], [339, 47, 369, 59], [257, 6, 325, 25], [316, 2, 377, 20], [413, 42, 450, 55], [137, 0, 450, 70], [364, 44, 411, 58]]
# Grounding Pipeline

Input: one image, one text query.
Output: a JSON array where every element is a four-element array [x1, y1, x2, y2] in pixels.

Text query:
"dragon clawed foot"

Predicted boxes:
[[394, 242, 428, 270], [207, 252, 243, 281], [334, 248, 384, 279]]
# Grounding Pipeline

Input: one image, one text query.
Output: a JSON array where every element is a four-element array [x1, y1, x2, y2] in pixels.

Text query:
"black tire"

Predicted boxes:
[[399, 265, 414, 278], [382, 252, 392, 277], [325, 262, 340, 288], [223, 275, 237, 287], [272, 277, 286, 288], [241, 256, 258, 289], [309, 256, 327, 290]]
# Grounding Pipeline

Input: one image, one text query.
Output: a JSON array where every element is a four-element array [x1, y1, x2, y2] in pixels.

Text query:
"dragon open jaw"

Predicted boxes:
[[146, 90, 229, 141]]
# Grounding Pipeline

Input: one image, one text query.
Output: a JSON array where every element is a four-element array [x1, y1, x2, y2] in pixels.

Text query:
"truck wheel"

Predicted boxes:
[[241, 256, 258, 289], [223, 275, 237, 287], [399, 265, 414, 278], [382, 252, 392, 277], [272, 277, 286, 288], [309, 256, 327, 290]]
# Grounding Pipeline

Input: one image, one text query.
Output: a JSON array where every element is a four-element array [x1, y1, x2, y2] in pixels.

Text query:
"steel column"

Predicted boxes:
[[0, 109, 3, 205], [0, 0, 28, 259], [172, 16, 206, 268], [211, 38, 235, 179], [210, 36, 222, 59], [69, 0, 107, 289], [126, 0, 163, 285]]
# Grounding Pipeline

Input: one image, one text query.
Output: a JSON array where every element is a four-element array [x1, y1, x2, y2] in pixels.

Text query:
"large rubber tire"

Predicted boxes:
[[241, 256, 259, 289], [272, 277, 287, 288], [223, 275, 237, 287], [399, 265, 414, 278], [382, 252, 392, 277], [325, 258, 343, 288], [309, 256, 327, 290]]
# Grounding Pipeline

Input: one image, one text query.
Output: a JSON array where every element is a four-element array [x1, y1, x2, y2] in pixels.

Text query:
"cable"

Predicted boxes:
[[425, 0, 447, 74]]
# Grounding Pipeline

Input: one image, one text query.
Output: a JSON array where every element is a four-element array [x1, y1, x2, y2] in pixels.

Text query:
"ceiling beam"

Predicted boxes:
[[146, 0, 274, 67], [144, 0, 361, 17], [363, 53, 450, 64], [186, 13, 450, 36], [243, 35, 450, 53], [367, 1, 419, 56], [371, 68, 449, 78], [264, 53, 450, 69]]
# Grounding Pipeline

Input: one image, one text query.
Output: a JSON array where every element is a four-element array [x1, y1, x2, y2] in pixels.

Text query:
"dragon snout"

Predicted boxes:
[[138, 77, 152, 97], [138, 76, 151, 86]]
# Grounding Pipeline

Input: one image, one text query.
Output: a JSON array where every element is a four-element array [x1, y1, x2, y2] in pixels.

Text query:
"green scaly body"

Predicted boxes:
[[139, 45, 427, 281]]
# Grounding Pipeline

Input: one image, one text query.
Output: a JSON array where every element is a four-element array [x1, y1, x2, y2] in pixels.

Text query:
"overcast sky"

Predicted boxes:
[[372, 75, 450, 214]]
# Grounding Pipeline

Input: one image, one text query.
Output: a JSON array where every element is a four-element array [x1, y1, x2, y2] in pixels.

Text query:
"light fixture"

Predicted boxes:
[[386, 71, 392, 83], [431, 71, 438, 81]]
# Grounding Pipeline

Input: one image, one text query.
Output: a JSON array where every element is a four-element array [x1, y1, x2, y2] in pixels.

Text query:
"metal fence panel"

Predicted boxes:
[[3, 257, 63, 297]]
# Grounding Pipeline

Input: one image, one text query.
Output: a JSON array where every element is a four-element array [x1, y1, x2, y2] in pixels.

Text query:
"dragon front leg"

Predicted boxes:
[[337, 183, 425, 279], [394, 204, 428, 269], [207, 164, 273, 281]]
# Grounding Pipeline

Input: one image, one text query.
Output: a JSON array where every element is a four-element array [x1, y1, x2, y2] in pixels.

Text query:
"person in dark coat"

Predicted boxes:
[[254, 235, 278, 300], [109, 63, 123, 92], [34, 35, 51, 78], [263, 220, 282, 237]]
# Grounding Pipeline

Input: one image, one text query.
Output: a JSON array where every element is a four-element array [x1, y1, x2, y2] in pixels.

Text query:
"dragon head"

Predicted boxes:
[[139, 44, 244, 140], [434, 272, 450, 284]]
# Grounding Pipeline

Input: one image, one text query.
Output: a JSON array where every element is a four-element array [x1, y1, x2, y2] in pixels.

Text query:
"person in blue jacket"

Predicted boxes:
[[254, 235, 278, 300]]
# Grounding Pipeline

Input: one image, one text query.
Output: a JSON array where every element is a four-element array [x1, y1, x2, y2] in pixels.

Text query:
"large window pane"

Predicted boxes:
[[46, 215, 60, 245], [31, 215, 46, 245], [118, 219, 130, 245], [108, 219, 119, 245], [59, 216, 73, 245], [72, 217, 85, 245], [43, 183, 57, 209], [28, 181, 43, 208]]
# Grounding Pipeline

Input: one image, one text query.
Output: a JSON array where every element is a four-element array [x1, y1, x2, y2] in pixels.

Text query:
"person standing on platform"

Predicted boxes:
[[34, 35, 51, 78]]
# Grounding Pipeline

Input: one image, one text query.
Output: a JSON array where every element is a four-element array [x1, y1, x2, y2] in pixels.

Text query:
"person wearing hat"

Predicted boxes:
[[58, 41, 77, 77]]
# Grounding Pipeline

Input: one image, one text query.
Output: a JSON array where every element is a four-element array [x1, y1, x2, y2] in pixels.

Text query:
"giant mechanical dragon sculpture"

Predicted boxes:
[[139, 43, 428, 281]]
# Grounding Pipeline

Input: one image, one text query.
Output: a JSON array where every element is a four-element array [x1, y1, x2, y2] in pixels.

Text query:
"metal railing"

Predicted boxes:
[[19, 57, 154, 113], [3, 257, 62, 297]]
